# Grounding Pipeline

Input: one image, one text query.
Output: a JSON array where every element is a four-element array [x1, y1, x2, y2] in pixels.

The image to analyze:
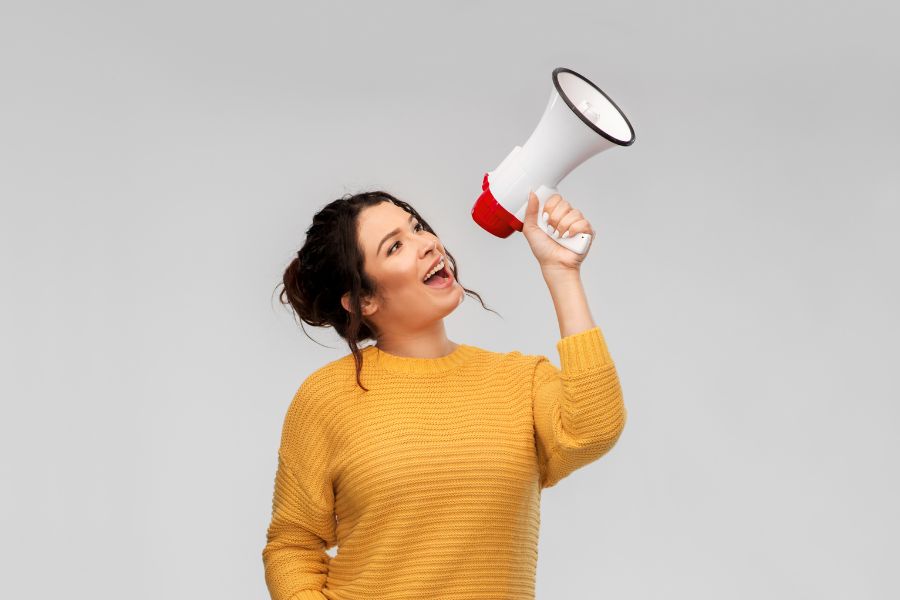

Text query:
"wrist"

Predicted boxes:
[[540, 265, 581, 283]]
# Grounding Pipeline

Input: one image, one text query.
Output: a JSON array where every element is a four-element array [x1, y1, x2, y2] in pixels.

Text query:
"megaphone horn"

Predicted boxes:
[[471, 67, 636, 254]]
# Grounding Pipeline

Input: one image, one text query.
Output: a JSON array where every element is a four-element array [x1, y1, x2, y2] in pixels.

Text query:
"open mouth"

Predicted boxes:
[[423, 264, 451, 287]]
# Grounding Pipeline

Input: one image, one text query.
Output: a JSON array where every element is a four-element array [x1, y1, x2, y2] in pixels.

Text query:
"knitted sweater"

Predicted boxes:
[[262, 325, 627, 600]]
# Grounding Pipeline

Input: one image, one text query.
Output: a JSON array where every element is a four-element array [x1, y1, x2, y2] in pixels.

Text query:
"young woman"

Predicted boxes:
[[263, 190, 627, 600]]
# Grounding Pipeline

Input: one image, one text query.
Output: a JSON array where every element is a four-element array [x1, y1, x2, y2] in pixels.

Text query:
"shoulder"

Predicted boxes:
[[283, 351, 357, 410], [466, 343, 546, 376], [292, 351, 364, 403], [474, 335, 548, 359], [292, 346, 399, 409]]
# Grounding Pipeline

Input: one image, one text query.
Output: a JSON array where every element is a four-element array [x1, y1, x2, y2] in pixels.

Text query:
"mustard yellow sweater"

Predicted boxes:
[[262, 325, 627, 600]]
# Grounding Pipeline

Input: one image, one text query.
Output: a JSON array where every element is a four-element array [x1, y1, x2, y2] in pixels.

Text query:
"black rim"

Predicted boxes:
[[552, 67, 635, 147]]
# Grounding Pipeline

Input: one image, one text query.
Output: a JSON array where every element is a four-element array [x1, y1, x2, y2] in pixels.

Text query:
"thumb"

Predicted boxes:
[[523, 191, 539, 228]]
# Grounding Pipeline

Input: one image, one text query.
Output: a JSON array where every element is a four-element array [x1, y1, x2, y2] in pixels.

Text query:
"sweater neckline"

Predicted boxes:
[[363, 342, 478, 375]]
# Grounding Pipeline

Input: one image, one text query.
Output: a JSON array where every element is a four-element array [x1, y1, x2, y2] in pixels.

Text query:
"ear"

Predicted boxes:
[[341, 291, 378, 317]]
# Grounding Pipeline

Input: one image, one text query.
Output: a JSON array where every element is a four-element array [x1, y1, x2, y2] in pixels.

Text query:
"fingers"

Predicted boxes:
[[540, 194, 592, 239], [559, 218, 591, 239], [554, 210, 585, 238], [541, 194, 563, 223], [540, 194, 565, 236]]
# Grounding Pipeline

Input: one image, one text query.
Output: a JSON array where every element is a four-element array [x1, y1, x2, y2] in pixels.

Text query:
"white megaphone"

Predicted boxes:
[[471, 67, 635, 254]]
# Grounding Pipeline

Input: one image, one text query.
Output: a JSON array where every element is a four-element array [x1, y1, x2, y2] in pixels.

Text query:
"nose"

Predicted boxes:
[[421, 239, 437, 256]]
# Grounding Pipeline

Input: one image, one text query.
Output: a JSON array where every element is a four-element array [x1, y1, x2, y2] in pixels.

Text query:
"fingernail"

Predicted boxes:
[[552, 229, 559, 238], [561, 230, 569, 239], [542, 212, 549, 223]]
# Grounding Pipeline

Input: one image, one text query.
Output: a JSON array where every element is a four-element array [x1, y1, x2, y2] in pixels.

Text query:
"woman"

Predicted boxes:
[[262, 190, 627, 600]]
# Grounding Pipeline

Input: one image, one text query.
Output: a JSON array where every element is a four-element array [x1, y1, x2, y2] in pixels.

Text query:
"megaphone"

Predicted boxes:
[[471, 67, 635, 254]]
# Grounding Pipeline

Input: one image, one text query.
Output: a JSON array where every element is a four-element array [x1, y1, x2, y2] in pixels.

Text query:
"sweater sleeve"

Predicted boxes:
[[262, 378, 337, 600], [531, 326, 627, 489]]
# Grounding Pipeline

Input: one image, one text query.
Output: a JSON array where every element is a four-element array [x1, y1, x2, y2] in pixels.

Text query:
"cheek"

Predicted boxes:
[[381, 265, 421, 294]]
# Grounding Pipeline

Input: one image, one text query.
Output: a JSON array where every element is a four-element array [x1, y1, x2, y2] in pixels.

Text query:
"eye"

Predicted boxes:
[[387, 221, 425, 255]]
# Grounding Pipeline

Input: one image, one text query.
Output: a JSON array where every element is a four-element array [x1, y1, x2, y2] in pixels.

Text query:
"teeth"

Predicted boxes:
[[423, 257, 445, 281]]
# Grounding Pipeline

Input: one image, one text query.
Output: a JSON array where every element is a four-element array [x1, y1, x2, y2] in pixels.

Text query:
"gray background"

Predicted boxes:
[[2, 1, 898, 598]]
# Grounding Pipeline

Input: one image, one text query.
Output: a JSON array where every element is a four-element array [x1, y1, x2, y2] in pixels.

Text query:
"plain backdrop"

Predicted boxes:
[[2, 1, 898, 598]]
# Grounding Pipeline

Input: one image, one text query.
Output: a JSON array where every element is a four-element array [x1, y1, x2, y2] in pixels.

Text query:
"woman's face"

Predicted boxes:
[[354, 201, 464, 332]]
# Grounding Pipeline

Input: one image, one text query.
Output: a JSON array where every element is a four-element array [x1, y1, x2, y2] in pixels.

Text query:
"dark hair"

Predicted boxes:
[[276, 190, 499, 391]]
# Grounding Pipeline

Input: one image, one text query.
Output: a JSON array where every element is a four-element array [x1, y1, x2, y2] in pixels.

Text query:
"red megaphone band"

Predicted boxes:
[[471, 173, 523, 238]]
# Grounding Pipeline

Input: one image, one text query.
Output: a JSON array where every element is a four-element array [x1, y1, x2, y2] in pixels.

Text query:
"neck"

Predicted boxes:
[[374, 322, 458, 359]]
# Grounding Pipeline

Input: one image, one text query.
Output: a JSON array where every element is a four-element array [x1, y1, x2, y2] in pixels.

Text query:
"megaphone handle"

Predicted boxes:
[[533, 185, 592, 255]]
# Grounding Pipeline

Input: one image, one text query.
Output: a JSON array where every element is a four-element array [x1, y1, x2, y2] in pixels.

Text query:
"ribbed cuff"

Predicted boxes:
[[556, 326, 614, 373]]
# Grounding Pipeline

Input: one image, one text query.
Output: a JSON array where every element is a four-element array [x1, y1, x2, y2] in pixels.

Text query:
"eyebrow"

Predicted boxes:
[[376, 213, 415, 256]]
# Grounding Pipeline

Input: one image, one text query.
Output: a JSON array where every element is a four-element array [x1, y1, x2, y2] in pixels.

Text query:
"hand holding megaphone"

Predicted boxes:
[[521, 190, 595, 270], [471, 67, 635, 255], [529, 184, 594, 255]]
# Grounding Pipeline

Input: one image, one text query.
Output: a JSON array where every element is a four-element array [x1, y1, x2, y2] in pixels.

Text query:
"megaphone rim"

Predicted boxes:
[[552, 67, 636, 147]]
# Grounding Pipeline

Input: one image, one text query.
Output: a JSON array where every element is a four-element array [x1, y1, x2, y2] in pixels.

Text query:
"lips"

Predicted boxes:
[[424, 265, 452, 288]]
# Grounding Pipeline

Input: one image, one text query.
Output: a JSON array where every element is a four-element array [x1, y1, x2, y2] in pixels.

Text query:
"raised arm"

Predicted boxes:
[[520, 191, 627, 489], [531, 323, 627, 489], [532, 270, 627, 488]]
